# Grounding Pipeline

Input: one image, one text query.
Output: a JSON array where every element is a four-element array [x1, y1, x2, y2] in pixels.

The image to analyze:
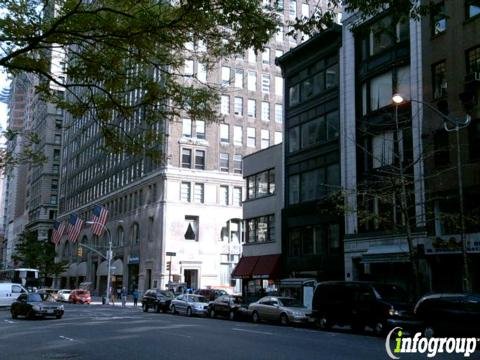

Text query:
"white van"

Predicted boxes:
[[0, 283, 28, 307]]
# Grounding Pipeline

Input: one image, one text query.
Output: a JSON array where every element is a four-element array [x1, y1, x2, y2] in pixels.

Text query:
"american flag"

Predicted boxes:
[[91, 205, 109, 236], [52, 220, 66, 245], [67, 214, 84, 243]]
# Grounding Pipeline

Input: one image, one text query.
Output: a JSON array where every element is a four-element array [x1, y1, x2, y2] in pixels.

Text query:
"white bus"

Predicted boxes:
[[0, 268, 40, 289]]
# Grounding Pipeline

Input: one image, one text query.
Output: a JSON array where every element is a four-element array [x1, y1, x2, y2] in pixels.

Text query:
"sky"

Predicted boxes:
[[0, 70, 10, 145]]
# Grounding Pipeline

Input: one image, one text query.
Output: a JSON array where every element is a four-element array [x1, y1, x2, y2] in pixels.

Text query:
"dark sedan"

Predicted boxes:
[[414, 293, 480, 337], [142, 289, 174, 313], [11, 293, 64, 319], [208, 294, 248, 320]]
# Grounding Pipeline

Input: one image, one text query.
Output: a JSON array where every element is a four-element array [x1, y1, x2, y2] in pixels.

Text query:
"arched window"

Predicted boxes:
[[117, 226, 124, 247], [131, 223, 139, 245]]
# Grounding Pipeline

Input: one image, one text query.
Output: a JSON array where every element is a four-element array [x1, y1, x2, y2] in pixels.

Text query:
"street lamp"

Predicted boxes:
[[392, 93, 472, 292], [86, 221, 112, 305]]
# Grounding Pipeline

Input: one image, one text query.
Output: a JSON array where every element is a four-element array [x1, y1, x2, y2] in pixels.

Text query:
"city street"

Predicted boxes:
[[1, 304, 478, 360], [0, 304, 385, 360]]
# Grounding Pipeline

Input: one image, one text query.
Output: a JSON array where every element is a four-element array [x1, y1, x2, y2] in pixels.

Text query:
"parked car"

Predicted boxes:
[[170, 294, 209, 317], [208, 294, 248, 321], [10, 292, 64, 319], [141, 289, 174, 313], [248, 296, 309, 325], [414, 293, 480, 337], [0, 283, 28, 307], [311, 281, 419, 335], [194, 289, 228, 301], [57, 289, 72, 302], [69, 289, 91, 304]]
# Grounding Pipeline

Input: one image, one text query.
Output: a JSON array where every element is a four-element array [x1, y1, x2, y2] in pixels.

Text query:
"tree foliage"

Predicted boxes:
[[12, 230, 68, 284]]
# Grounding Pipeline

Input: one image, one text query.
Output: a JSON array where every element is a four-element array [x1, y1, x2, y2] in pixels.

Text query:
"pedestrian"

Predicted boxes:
[[121, 287, 127, 308], [132, 289, 139, 307], [111, 289, 116, 306]]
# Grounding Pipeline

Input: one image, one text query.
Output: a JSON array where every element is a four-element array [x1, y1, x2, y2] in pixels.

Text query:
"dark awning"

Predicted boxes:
[[231, 256, 259, 279], [361, 244, 410, 264], [252, 254, 281, 279]]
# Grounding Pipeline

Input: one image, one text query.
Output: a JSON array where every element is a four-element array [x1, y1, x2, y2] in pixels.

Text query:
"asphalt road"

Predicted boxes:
[[0, 304, 478, 360]]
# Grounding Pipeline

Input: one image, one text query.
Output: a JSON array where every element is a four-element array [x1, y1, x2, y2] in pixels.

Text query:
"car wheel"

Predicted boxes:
[[423, 325, 435, 338], [228, 310, 235, 321], [142, 303, 148, 312], [186, 307, 192, 317], [209, 308, 216, 318], [171, 305, 177, 315], [155, 304, 161, 313], [316, 315, 331, 330], [373, 321, 386, 336], [280, 313, 289, 326], [252, 311, 260, 323], [56, 315, 63, 319], [27, 310, 35, 320]]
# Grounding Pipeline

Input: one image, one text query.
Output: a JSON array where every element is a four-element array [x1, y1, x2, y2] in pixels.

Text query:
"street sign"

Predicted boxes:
[[166, 252, 176, 256]]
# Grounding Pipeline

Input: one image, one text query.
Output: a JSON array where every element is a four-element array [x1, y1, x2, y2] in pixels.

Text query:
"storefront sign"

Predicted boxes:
[[128, 255, 140, 264], [424, 235, 480, 254]]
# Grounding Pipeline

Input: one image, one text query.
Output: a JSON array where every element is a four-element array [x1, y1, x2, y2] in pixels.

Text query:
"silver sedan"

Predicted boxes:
[[170, 294, 209, 317], [248, 296, 309, 325]]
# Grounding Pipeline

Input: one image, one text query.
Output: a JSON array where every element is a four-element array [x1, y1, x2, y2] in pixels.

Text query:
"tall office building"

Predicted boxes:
[[57, 1, 327, 294]]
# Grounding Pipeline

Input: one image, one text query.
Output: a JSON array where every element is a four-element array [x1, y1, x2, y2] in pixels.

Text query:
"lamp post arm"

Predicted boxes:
[[409, 98, 471, 129]]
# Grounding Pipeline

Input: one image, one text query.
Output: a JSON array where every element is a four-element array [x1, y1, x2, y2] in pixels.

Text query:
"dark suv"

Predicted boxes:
[[311, 281, 419, 335], [141, 289, 174, 313], [414, 293, 480, 337], [208, 295, 248, 320]]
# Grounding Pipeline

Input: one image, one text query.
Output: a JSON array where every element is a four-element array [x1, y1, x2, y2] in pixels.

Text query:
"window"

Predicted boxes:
[[248, 48, 256, 63], [51, 179, 58, 190], [288, 164, 339, 205], [54, 134, 61, 144], [220, 185, 229, 205], [261, 101, 270, 121], [261, 129, 270, 149], [325, 64, 338, 89], [432, 61, 447, 99], [184, 60, 194, 75], [432, 2, 446, 35], [274, 131, 282, 144], [466, 46, 480, 73], [181, 182, 191, 202], [197, 62, 207, 82], [233, 187, 242, 206], [234, 70, 243, 88], [289, 84, 300, 107], [233, 154, 242, 173], [234, 97, 243, 115], [275, 76, 283, 97], [246, 215, 275, 244], [288, 126, 299, 153], [372, 131, 395, 168], [234, 126, 243, 146], [247, 127, 256, 147], [246, 169, 275, 199], [221, 66, 230, 85], [301, 3, 309, 18], [289, 0, 296, 18], [219, 153, 229, 172], [275, 104, 283, 123], [184, 216, 199, 241], [53, 149, 60, 162], [247, 99, 256, 118], [193, 183, 204, 203], [370, 16, 394, 56], [370, 72, 393, 111], [262, 48, 270, 64], [276, 0, 284, 10], [182, 118, 192, 137], [261, 74, 270, 94], [247, 71, 256, 91], [220, 124, 229, 143], [196, 120, 205, 139], [181, 148, 192, 168], [467, 0, 480, 18], [220, 95, 230, 114], [50, 194, 58, 205], [195, 150, 205, 170]]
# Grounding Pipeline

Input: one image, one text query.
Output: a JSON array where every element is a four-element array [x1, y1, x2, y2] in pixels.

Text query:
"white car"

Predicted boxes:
[[57, 289, 72, 302]]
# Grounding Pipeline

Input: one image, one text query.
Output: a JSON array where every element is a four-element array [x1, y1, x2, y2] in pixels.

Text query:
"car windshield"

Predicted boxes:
[[28, 294, 43, 302], [278, 298, 303, 307], [374, 284, 408, 302], [189, 295, 207, 303]]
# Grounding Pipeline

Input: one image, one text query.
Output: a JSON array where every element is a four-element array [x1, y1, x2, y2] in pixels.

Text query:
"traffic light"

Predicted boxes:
[[166, 261, 171, 271], [77, 246, 83, 257]]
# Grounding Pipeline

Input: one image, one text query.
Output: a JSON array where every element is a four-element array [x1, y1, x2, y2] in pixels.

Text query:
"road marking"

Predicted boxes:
[[232, 328, 274, 336], [4, 320, 14, 324], [59, 336, 75, 341]]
